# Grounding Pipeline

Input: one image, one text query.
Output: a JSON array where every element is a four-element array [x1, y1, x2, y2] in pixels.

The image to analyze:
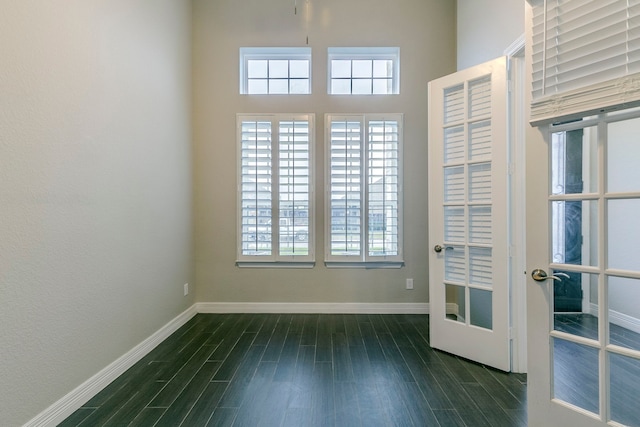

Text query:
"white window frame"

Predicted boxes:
[[237, 114, 315, 267], [327, 47, 400, 95], [325, 113, 403, 267], [239, 47, 312, 95]]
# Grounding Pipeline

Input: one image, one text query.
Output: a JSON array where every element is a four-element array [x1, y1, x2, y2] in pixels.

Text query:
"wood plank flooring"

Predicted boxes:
[[59, 314, 527, 427]]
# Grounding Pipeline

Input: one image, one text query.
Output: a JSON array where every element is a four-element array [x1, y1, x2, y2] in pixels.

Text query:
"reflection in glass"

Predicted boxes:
[[608, 117, 640, 193], [553, 338, 599, 415], [608, 276, 640, 351], [444, 245, 465, 283], [551, 126, 598, 195], [608, 199, 640, 272], [610, 352, 640, 427], [553, 272, 598, 339], [446, 284, 466, 323], [551, 200, 597, 266], [469, 288, 492, 330]]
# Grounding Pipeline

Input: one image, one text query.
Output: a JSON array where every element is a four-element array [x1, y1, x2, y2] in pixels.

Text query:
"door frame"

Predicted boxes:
[[506, 34, 527, 374]]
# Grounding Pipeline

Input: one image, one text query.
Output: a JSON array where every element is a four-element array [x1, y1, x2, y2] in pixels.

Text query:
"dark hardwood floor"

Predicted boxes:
[[59, 314, 527, 427]]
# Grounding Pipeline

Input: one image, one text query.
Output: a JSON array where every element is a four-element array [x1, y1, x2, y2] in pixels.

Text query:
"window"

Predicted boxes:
[[328, 47, 400, 95], [240, 48, 311, 94], [325, 114, 403, 266], [238, 114, 314, 265]]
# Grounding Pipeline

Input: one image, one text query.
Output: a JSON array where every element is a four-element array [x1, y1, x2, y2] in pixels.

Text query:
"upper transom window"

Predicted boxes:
[[328, 47, 400, 95], [240, 47, 311, 95]]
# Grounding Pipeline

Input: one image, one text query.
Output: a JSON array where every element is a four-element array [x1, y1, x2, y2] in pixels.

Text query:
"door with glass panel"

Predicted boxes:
[[527, 111, 640, 426], [428, 56, 510, 371]]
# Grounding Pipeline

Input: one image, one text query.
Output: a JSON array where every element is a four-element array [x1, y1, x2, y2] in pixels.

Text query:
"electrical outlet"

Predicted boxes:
[[406, 278, 414, 290], [183, 283, 189, 296]]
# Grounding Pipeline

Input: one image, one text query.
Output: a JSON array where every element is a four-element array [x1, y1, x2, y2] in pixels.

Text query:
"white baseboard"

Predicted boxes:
[[24, 305, 198, 427], [591, 303, 640, 335], [195, 302, 429, 314], [25, 301, 429, 426]]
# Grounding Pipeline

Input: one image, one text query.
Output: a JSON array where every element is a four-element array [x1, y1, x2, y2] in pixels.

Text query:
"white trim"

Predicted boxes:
[[196, 302, 428, 314], [590, 303, 640, 336], [23, 305, 198, 427]]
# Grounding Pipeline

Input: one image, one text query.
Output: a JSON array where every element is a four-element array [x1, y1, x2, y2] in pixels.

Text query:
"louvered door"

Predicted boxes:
[[428, 56, 510, 371]]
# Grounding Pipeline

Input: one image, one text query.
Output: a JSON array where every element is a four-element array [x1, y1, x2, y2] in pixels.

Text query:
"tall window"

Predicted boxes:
[[240, 48, 311, 95], [238, 114, 314, 264], [328, 47, 400, 95], [326, 114, 403, 265]]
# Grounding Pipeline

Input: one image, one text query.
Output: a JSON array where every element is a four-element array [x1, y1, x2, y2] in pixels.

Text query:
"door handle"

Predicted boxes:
[[531, 269, 570, 282], [434, 244, 454, 253]]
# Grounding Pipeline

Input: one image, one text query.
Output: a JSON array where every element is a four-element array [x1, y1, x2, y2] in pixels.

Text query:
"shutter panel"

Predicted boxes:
[[240, 120, 272, 256], [530, 0, 640, 125], [278, 120, 311, 256], [329, 119, 362, 256], [367, 120, 400, 257]]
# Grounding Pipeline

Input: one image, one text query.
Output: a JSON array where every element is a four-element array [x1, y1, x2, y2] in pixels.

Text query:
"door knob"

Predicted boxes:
[[434, 244, 454, 253], [531, 269, 570, 282]]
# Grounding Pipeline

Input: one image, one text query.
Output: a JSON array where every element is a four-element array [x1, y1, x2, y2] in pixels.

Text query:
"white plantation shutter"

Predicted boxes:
[[530, 0, 640, 125], [278, 120, 311, 256], [328, 118, 363, 257], [367, 120, 400, 257], [326, 114, 403, 264], [240, 120, 272, 256], [238, 114, 314, 264]]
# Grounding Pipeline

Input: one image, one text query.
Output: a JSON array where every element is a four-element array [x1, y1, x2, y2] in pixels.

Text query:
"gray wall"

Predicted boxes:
[[0, 1, 193, 425], [192, 0, 456, 305], [457, 0, 524, 70]]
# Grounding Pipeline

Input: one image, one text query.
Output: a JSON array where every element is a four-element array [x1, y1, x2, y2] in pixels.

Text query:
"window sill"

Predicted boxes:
[[324, 261, 404, 269], [236, 261, 315, 269]]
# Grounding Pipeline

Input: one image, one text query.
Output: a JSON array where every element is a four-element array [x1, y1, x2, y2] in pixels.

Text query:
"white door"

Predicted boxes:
[[527, 111, 640, 426], [428, 56, 511, 372]]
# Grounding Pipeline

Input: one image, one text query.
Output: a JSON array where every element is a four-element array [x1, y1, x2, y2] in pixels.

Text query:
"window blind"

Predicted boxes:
[[530, 0, 640, 125]]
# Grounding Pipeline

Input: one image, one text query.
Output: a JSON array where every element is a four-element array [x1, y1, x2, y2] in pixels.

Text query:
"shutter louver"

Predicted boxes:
[[240, 121, 272, 256], [530, 0, 640, 125]]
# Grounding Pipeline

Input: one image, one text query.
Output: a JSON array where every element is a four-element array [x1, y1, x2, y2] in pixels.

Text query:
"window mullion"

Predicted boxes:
[[272, 118, 280, 259]]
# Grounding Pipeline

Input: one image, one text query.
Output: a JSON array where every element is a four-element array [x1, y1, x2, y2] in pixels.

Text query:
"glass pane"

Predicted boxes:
[[289, 79, 310, 94], [608, 199, 640, 271], [331, 79, 351, 94], [468, 75, 491, 119], [468, 162, 491, 202], [444, 166, 464, 202], [608, 117, 640, 193], [445, 284, 466, 323], [352, 79, 372, 94], [468, 120, 492, 160], [269, 60, 288, 78], [247, 79, 268, 94], [469, 247, 492, 288], [553, 338, 599, 415], [269, 79, 288, 94], [444, 206, 464, 243], [332, 60, 352, 78], [352, 60, 372, 78], [553, 272, 599, 338], [610, 352, 640, 427], [444, 245, 465, 283], [551, 126, 598, 195], [608, 276, 640, 351], [469, 205, 491, 244], [289, 60, 309, 78], [247, 60, 268, 78], [469, 288, 492, 330], [443, 84, 464, 124], [551, 200, 598, 266], [444, 126, 465, 163], [372, 59, 392, 78], [372, 78, 391, 94]]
